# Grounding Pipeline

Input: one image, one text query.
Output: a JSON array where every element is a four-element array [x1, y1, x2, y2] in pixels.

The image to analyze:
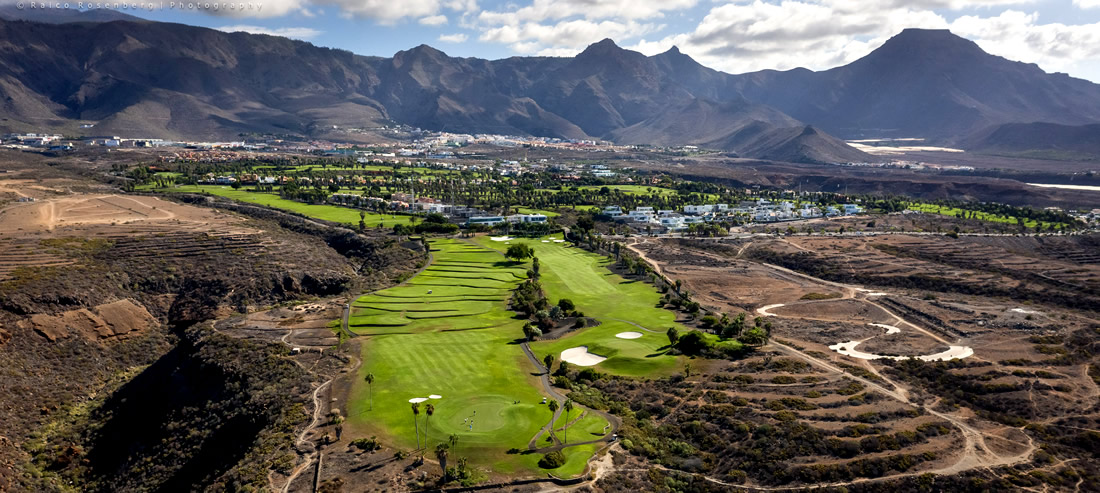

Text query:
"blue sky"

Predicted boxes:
[[85, 0, 1100, 81]]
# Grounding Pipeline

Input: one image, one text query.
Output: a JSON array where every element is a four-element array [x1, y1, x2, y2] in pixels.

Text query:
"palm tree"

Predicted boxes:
[[435, 442, 450, 480], [425, 403, 435, 436], [449, 433, 459, 456], [411, 403, 422, 450], [364, 373, 375, 411], [562, 399, 574, 444]]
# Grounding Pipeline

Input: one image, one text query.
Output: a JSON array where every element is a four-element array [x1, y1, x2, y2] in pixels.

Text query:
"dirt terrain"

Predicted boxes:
[[0, 156, 425, 492], [619, 234, 1100, 490]]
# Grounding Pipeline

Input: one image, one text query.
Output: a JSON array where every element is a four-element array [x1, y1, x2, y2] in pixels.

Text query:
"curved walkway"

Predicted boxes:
[[520, 341, 621, 453]]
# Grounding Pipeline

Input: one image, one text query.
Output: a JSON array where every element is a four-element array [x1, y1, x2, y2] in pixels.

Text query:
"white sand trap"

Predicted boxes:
[[616, 331, 643, 339], [870, 323, 902, 335], [490, 236, 514, 241], [553, 239, 565, 243], [1011, 308, 1039, 314], [428, 394, 442, 399], [542, 240, 550, 243], [829, 340, 973, 362], [757, 304, 784, 316], [865, 292, 889, 297], [561, 346, 607, 366], [409, 397, 429, 403], [916, 346, 974, 362]]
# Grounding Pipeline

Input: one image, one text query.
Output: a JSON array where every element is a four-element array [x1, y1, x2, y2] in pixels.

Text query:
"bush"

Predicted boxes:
[[538, 451, 567, 469], [350, 437, 381, 451], [676, 331, 710, 355]]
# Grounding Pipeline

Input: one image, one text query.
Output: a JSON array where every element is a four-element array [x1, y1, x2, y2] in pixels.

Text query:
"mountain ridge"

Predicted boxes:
[[0, 19, 1098, 162]]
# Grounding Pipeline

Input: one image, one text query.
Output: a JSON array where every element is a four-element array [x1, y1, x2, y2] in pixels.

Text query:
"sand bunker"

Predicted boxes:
[[429, 394, 442, 399], [870, 323, 902, 335], [490, 236, 514, 241], [829, 340, 973, 361], [615, 331, 643, 339], [1011, 308, 1039, 314], [553, 239, 565, 243], [561, 346, 607, 366], [541, 240, 550, 243], [756, 304, 784, 316], [409, 397, 429, 403]]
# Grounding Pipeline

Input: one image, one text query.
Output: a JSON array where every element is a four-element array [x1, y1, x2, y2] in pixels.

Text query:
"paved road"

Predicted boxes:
[[522, 342, 567, 449], [521, 342, 621, 452]]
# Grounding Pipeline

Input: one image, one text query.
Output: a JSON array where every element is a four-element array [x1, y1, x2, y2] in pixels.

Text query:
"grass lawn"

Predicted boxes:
[[515, 207, 561, 218], [143, 185, 415, 226], [347, 238, 606, 478], [577, 185, 678, 196], [906, 203, 1064, 229], [476, 234, 684, 378]]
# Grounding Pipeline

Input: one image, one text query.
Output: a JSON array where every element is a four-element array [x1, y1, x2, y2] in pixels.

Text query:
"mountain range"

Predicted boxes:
[[1, 16, 1099, 163]]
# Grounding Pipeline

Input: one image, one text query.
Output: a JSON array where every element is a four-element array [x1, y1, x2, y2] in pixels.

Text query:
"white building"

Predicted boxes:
[[660, 216, 686, 230], [602, 206, 623, 217], [626, 209, 658, 223], [842, 204, 864, 215], [683, 204, 729, 215], [507, 214, 548, 224], [467, 216, 507, 226]]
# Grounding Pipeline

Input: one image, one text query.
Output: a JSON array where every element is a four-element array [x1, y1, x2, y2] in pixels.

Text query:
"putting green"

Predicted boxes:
[[347, 238, 608, 478], [476, 234, 684, 377]]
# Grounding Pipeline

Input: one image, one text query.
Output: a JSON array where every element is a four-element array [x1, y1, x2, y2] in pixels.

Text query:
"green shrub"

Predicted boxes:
[[538, 451, 566, 469]]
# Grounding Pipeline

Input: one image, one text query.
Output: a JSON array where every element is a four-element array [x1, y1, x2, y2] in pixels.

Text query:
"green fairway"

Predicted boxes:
[[476, 235, 684, 377], [347, 238, 607, 478], [144, 185, 415, 226], [515, 207, 561, 217], [906, 203, 1066, 229]]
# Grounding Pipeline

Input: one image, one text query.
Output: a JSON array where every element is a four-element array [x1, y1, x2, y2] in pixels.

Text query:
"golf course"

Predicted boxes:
[[346, 239, 611, 477], [475, 235, 685, 378], [346, 235, 690, 478]]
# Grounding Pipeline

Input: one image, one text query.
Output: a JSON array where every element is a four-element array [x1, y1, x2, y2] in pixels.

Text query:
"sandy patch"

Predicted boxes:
[[553, 239, 565, 243], [409, 397, 429, 403], [561, 346, 607, 366], [1011, 308, 1039, 314], [0, 193, 254, 235], [757, 304, 784, 316], [917, 346, 974, 361], [870, 323, 902, 335], [490, 236, 513, 241], [17, 299, 155, 341], [829, 340, 973, 362], [429, 394, 442, 399], [615, 331, 643, 339]]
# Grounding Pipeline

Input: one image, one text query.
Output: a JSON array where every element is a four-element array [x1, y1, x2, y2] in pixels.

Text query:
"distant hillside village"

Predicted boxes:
[[597, 200, 864, 232]]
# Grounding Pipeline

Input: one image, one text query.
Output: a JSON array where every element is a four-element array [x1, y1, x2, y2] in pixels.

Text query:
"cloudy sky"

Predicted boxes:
[[117, 0, 1100, 82]]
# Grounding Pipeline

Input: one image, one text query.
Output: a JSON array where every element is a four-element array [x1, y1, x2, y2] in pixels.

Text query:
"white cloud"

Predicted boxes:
[[443, 0, 478, 12], [215, 25, 323, 39], [1072, 0, 1100, 8], [614, 0, 1100, 82], [313, 0, 441, 22], [477, 0, 697, 25], [950, 10, 1100, 73], [621, 1, 947, 73], [420, 14, 449, 25], [195, 0, 442, 20], [438, 33, 469, 43], [479, 19, 662, 55]]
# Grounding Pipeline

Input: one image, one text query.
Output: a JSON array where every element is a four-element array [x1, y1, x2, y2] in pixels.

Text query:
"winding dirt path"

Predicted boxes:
[[627, 237, 1035, 488]]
